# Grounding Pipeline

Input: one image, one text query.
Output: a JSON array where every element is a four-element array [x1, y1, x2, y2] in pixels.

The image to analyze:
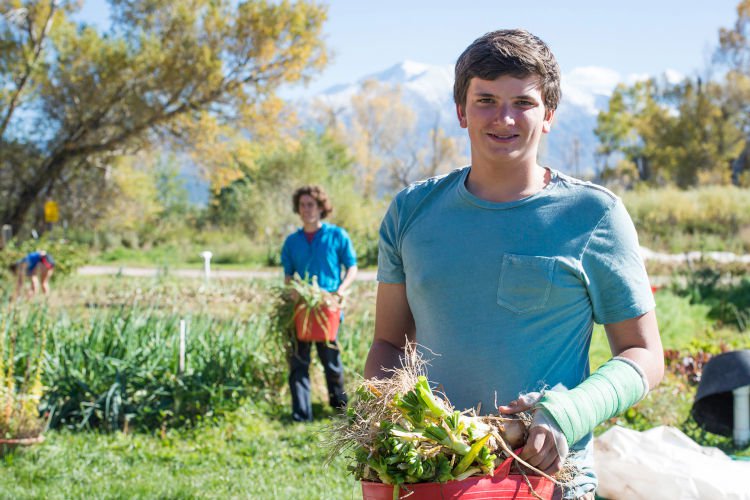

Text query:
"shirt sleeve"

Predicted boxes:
[[338, 228, 358, 268], [582, 199, 655, 324], [377, 196, 405, 283], [280, 236, 294, 277]]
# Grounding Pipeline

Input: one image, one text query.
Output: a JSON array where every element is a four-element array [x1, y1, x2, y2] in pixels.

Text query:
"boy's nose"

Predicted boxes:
[[494, 105, 514, 125]]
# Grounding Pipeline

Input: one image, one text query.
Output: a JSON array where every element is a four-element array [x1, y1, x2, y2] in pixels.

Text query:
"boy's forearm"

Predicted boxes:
[[605, 310, 664, 389], [611, 347, 664, 390], [536, 310, 663, 446], [366, 282, 415, 379], [364, 339, 405, 379], [337, 265, 358, 293], [536, 357, 649, 446]]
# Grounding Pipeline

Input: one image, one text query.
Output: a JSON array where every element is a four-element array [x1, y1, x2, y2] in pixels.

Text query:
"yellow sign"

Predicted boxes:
[[44, 200, 59, 223]]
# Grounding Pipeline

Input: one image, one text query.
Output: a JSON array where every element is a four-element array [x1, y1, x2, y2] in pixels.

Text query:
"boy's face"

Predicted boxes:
[[456, 75, 554, 170], [297, 194, 322, 225]]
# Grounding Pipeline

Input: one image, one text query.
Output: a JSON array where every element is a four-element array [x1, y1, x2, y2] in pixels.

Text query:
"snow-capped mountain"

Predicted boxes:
[[308, 61, 621, 177]]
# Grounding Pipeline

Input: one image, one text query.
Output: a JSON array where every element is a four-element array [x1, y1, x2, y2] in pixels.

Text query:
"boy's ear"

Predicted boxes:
[[542, 108, 555, 134], [456, 103, 468, 128]]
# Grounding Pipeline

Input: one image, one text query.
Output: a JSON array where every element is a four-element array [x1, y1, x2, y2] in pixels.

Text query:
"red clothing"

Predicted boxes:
[[304, 230, 319, 243]]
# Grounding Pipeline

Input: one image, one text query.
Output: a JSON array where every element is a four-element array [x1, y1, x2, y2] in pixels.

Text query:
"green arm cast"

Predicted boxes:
[[535, 357, 649, 446]]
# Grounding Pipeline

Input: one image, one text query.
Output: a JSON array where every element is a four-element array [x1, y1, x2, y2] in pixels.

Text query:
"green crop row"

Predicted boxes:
[[5, 304, 286, 432], [2, 277, 376, 434]]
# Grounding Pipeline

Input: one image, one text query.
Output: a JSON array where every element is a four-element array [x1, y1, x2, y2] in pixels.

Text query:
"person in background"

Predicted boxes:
[[364, 29, 663, 499], [10, 250, 56, 299], [281, 185, 358, 422]]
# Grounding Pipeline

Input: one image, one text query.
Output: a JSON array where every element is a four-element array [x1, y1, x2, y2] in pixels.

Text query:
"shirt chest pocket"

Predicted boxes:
[[497, 254, 556, 314]]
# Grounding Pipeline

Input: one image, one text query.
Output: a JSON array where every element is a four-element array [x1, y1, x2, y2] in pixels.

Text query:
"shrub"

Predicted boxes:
[[0, 236, 86, 281]]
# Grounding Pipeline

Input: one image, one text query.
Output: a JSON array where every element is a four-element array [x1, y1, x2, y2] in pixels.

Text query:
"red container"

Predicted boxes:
[[294, 304, 340, 342], [361, 454, 555, 499]]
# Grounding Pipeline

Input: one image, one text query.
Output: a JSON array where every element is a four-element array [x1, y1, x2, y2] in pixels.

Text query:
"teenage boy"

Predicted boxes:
[[364, 29, 663, 499], [10, 250, 56, 299], [281, 185, 358, 422]]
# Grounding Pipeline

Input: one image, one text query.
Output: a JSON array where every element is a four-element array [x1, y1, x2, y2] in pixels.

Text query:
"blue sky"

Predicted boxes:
[[79, 0, 742, 97]]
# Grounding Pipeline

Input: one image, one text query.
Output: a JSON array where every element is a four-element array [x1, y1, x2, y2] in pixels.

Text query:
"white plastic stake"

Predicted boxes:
[[1, 224, 11, 248], [179, 319, 187, 374], [200, 251, 213, 283], [734, 385, 750, 448]]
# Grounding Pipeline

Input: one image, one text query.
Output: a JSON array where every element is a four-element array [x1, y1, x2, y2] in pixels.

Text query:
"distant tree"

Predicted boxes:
[[210, 131, 354, 238], [317, 79, 465, 197], [153, 154, 191, 217], [388, 116, 464, 189], [717, 0, 750, 74], [716, 0, 750, 184], [102, 156, 162, 242], [0, 0, 328, 232], [347, 80, 415, 197], [595, 77, 743, 187]]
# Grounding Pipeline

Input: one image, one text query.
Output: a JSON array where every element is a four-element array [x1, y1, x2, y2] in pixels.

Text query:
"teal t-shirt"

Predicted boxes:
[[378, 166, 654, 417], [378, 167, 655, 496]]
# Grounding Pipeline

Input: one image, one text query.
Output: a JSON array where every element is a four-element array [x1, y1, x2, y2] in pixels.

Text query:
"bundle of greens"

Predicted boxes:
[[269, 274, 344, 345], [326, 345, 545, 498]]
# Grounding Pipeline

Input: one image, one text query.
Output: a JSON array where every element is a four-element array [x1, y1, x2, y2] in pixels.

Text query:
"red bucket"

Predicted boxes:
[[361, 454, 555, 499], [294, 304, 340, 342]]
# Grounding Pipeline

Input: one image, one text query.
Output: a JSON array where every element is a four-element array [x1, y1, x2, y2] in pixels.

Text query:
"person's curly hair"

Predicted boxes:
[[292, 185, 333, 219]]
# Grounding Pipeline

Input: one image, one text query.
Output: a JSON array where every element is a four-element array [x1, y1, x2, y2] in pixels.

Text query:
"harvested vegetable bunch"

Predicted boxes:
[[326, 344, 546, 496], [269, 274, 344, 346], [286, 273, 343, 312]]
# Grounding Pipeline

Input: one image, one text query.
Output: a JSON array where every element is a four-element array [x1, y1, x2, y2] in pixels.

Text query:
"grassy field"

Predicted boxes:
[[0, 274, 749, 499]]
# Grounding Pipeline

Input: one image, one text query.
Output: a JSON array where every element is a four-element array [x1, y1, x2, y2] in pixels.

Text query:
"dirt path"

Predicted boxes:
[[77, 246, 749, 283], [77, 265, 377, 281]]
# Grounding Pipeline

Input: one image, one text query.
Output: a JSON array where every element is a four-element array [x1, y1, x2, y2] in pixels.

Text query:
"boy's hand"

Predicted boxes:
[[498, 392, 568, 475]]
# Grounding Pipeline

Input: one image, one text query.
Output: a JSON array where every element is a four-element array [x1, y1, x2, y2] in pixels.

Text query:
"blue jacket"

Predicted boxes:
[[281, 223, 357, 292]]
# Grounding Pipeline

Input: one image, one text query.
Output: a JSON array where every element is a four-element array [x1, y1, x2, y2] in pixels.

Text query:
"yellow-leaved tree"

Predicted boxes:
[[0, 0, 329, 232]]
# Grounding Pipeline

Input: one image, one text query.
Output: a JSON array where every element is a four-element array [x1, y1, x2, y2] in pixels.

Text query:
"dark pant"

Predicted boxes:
[[288, 339, 347, 422]]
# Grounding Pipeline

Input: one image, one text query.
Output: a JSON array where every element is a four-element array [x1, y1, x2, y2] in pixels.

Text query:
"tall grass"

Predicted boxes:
[[622, 185, 750, 253]]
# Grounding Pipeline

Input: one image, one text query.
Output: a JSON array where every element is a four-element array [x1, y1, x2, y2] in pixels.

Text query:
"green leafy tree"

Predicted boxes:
[[595, 77, 742, 187], [0, 0, 328, 232], [153, 154, 191, 218], [210, 131, 354, 238], [716, 0, 750, 184]]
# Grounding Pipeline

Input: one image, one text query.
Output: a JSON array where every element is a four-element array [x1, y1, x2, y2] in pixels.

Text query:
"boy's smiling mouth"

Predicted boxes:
[[487, 132, 519, 140]]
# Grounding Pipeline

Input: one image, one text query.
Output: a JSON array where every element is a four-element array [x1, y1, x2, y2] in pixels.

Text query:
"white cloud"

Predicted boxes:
[[625, 69, 685, 86], [562, 66, 622, 114], [663, 69, 685, 84], [564, 66, 622, 94]]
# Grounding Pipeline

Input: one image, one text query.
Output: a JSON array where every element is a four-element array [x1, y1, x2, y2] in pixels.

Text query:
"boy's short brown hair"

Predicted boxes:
[[292, 185, 333, 219], [454, 29, 561, 111]]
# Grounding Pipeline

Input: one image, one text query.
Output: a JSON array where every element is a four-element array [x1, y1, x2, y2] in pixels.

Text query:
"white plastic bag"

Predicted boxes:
[[594, 425, 750, 500]]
